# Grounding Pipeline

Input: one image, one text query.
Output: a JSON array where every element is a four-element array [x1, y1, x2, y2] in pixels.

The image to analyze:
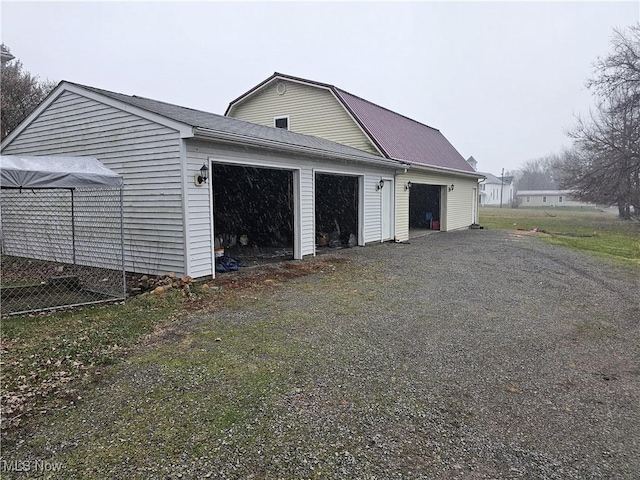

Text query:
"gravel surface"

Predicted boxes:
[[4, 229, 639, 479]]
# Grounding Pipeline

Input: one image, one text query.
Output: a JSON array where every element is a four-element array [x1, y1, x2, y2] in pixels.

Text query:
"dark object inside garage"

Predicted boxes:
[[315, 173, 359, 250], [212, 164, 294, 266], [409, 184, 441, 231]]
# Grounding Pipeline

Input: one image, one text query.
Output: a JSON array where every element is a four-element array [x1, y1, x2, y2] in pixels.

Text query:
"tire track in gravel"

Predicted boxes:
[[503, 232, 639, 308]]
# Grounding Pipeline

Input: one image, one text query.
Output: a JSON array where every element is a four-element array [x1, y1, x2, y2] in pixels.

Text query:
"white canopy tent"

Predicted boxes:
[[0, 155, 123, 189], [1, 155, 125, 315]]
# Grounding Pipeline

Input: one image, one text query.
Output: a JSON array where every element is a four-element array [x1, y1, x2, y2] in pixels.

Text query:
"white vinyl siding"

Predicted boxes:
[[446, 178, 479, 229], [186, 139, 396, 275], [2, 90, 185, 276], [395, 172, 478, 241], [479, 180, 513, 207], [363, 176, 384, 242], [229, 80, 380, 155], [0, 189, 121, 274]]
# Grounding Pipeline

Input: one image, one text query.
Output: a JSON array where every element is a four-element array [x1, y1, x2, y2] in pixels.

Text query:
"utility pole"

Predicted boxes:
[[500, 168, 504, 208]]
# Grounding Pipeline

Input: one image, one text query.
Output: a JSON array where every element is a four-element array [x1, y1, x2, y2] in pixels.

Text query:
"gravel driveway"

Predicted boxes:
[[5, 229, 639, 479], [320, 229, 639, 479]]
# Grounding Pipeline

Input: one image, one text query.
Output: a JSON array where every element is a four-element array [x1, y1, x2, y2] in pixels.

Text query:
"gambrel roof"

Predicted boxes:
[[226, 72, 476, 174]]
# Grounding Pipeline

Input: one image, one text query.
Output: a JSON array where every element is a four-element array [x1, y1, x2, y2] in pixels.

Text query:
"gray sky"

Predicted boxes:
[[2, 1, 638, 175]]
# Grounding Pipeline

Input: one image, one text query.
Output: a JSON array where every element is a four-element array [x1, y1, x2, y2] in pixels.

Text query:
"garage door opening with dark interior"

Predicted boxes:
[[315, 173, 359, 250], [409, 184, 441, 232], [212, 164, 294, 267]]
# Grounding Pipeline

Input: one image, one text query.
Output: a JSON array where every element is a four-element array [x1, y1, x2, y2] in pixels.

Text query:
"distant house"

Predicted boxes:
[[226, 72, 484, 239], [479, 172, 514, 207], [516, 190, 588, 208], [465, 156, 513, 207]]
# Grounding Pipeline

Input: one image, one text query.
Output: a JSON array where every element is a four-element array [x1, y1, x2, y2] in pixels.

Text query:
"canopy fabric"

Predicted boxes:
[[0, 155, 123, 189]]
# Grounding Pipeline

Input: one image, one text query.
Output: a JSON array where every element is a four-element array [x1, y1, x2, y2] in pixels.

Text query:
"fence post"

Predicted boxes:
[[71, 188, 77, 276], [120, 187, 126, 299]]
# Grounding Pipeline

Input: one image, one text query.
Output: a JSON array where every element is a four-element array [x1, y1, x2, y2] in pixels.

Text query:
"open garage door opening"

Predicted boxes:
[[315, 173, 359, 251], [409, 184, 441, 238], [213, 164, 294, 268]]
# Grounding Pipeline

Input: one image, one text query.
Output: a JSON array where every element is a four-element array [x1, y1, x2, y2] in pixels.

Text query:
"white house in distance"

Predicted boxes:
[[466, 156, 513, 207], [479, 172, 515, 207], [516, 190, 589, 208]]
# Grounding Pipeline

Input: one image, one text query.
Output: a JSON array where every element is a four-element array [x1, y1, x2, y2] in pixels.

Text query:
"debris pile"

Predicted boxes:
[[129, 273, 194, 296]]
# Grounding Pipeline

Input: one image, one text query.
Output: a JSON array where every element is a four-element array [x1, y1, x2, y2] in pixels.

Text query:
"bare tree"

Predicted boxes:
[[514, 155, 561, 191], [0, 44, 56, 140], [587, 25, 640, 107], [560, 24, 640, 219]]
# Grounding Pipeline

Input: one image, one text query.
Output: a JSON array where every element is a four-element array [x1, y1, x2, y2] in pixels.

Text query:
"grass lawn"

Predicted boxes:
[[0, 260, 342, 434], [479, 207, 640, 266], [1, 291, 186, 430]]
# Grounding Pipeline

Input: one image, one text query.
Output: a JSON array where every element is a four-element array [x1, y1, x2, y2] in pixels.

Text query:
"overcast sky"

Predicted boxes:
[[2, 1, 638, 174]]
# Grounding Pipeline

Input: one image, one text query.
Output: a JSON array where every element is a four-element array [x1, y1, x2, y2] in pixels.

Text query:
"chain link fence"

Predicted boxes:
[[1, 186, 125, 315]]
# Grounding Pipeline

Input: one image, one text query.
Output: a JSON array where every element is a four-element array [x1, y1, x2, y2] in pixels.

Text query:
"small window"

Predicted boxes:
[[274, 116, 289, 130], [542, 196, 547, 203], [526, 196, 530, 203], [559, 196, 563, 203]]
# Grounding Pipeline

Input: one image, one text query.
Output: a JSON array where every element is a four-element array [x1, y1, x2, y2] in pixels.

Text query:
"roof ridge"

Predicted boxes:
[[273, 72, 336, 91], [271, 73, 442, 133], [67, 81, 227, 120]]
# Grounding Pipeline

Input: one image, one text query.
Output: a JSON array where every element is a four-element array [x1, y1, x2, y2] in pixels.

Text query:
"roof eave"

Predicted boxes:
[[225, 72, 341, 116], [225, 73, 280, 116], [1, 81, 196, 151], [401, 160, 485, 179], [331, 89, 389, 158], [192, 127, 407, 170]]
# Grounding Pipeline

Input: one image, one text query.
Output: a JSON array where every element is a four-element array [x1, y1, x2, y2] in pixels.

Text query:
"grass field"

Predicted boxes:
[[0, 259, 341, 434], [0, 291, 186, 430], [480, 207, 640, 266]]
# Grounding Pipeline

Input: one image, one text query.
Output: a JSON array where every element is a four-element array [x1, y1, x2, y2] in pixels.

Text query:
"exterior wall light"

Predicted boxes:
[[376, 179, 385, 191], [448, 184, 455, 192], [405, 181, 412, 191], [195, 163, 209, 186]]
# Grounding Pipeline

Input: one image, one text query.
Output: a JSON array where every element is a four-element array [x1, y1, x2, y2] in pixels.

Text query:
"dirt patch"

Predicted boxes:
[[187, 256, 351, 311]]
